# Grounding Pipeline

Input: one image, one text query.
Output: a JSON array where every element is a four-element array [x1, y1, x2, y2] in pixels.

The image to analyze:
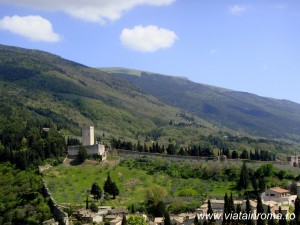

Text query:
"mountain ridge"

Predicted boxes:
[[103, 67, 300, 142], [0, 44, 300, 150]]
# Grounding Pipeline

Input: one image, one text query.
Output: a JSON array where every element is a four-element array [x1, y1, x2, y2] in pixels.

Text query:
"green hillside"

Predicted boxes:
[[0, 45, 215, 142], [0, 45, 299, 158], [105, 68, 300, 142]]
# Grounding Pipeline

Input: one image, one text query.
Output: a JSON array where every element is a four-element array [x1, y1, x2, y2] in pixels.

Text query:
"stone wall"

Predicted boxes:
[[67, 144, 106, 159], [42, 180, 69, 225]]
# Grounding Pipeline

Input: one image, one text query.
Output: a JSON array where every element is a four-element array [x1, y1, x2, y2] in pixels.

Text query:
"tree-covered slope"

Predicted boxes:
[[104, 68, 300, 142], [0, 45, 215, 142], [0, 44, 298, 157]]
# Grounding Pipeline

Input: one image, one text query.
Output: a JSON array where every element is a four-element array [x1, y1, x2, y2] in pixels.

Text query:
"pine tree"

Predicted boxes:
[[104, 174, 113, 194], [90, 202, 98, 212], [91, 182, 102, 200], [111, 181, 119, 199]]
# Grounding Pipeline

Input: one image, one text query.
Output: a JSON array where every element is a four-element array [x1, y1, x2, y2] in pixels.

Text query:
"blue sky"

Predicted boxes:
[[0, 0, 299, 103]]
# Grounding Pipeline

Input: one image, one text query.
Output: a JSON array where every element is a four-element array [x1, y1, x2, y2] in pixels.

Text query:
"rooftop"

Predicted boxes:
[[269, 187, 290, 193]]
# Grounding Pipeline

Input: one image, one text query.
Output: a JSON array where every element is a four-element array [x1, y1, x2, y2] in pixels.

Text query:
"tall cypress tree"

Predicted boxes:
[[236, 203, 242, 224], [207, 199, 215, 223], [238, 162, 249, 190], [294, 196, 300, 223], [245, 195, 254, 225], [267, 205, 275, 225], [121, 214, 127, 225], [223, 193, 229, 225], [164, 210, 172, 225], [278, 206, 287, 225], [86, 195, 89, 210], [194, 214, 199, 225], [256, 194, 265, 225]]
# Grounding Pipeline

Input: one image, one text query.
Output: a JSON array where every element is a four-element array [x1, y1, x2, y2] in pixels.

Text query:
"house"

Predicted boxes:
[[171, 216, 185, 225], [198, 199, 256, 214], [108, 208, 129, 217], [262, 200, 278, 214], [110, 216, 123, 225], [97, 206, 112, 216], [67, 126, 107, 160], [77, 209, 103, 223], [275, 206, 289, 216], [261, 187, 297, 205], [287, 154, 300, 167], [42, 218, 58, 225]]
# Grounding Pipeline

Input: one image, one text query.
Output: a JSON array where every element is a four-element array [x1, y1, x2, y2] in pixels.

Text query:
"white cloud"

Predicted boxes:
[[228, 5, 250, 15], [0, 15, 61, 42], [0, 0, 175, 24], [120, 25, 178, 52]]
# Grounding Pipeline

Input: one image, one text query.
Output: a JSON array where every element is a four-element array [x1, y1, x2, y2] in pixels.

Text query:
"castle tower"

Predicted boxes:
[[82, 126, 94, 146]]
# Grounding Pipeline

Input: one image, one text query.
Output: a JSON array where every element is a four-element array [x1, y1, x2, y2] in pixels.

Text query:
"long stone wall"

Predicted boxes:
[[114, 149, 216, 162], [114, 149, 292, 167], [42, 179, 69, 225]]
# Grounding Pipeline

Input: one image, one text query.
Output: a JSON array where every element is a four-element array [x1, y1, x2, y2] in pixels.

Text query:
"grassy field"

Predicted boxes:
[[42, 159, 237, 208]]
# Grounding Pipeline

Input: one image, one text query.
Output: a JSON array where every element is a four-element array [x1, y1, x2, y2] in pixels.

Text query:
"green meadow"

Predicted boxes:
[[42, 159, 236, 209]]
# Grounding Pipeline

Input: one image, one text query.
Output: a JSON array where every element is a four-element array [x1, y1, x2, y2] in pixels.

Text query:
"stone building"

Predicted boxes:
[[67, 126, 107, 160], [288, 154, 300, 167]]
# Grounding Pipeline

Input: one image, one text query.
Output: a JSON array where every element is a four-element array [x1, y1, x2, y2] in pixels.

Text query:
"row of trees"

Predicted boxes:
[[111, 138, 276, 161], [111, 138, 215, 157]]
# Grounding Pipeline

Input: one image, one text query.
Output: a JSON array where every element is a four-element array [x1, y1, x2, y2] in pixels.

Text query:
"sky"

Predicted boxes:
[[0, 0, 300, 103]]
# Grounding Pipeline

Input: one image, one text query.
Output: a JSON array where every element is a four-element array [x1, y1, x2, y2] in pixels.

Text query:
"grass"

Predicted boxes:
[[43, 161, 170, 207], [42, 159, 239, 208]]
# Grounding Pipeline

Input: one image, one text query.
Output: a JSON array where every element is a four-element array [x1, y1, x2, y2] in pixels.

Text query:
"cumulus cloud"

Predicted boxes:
[[0, 15, 61, 42], [0, 0, 175, 24], [120, 25, 178, 52], [228, 5, 250, 15]]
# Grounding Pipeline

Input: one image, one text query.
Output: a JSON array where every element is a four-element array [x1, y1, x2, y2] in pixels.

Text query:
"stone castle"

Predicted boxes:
[[68, 126, 107, 160]]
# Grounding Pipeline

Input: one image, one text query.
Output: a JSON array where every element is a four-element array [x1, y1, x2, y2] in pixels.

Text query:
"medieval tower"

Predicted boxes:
[[82, 126, 94, 146]]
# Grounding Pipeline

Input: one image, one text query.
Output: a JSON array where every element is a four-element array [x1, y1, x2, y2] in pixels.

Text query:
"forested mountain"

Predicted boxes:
[[0, 44, 299, 158], [0, 45, 215, 143], [104, 67, 300, 142]]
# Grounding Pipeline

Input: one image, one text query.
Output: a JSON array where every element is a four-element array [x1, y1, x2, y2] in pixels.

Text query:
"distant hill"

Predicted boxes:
[[103, 67, 300, 142]]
